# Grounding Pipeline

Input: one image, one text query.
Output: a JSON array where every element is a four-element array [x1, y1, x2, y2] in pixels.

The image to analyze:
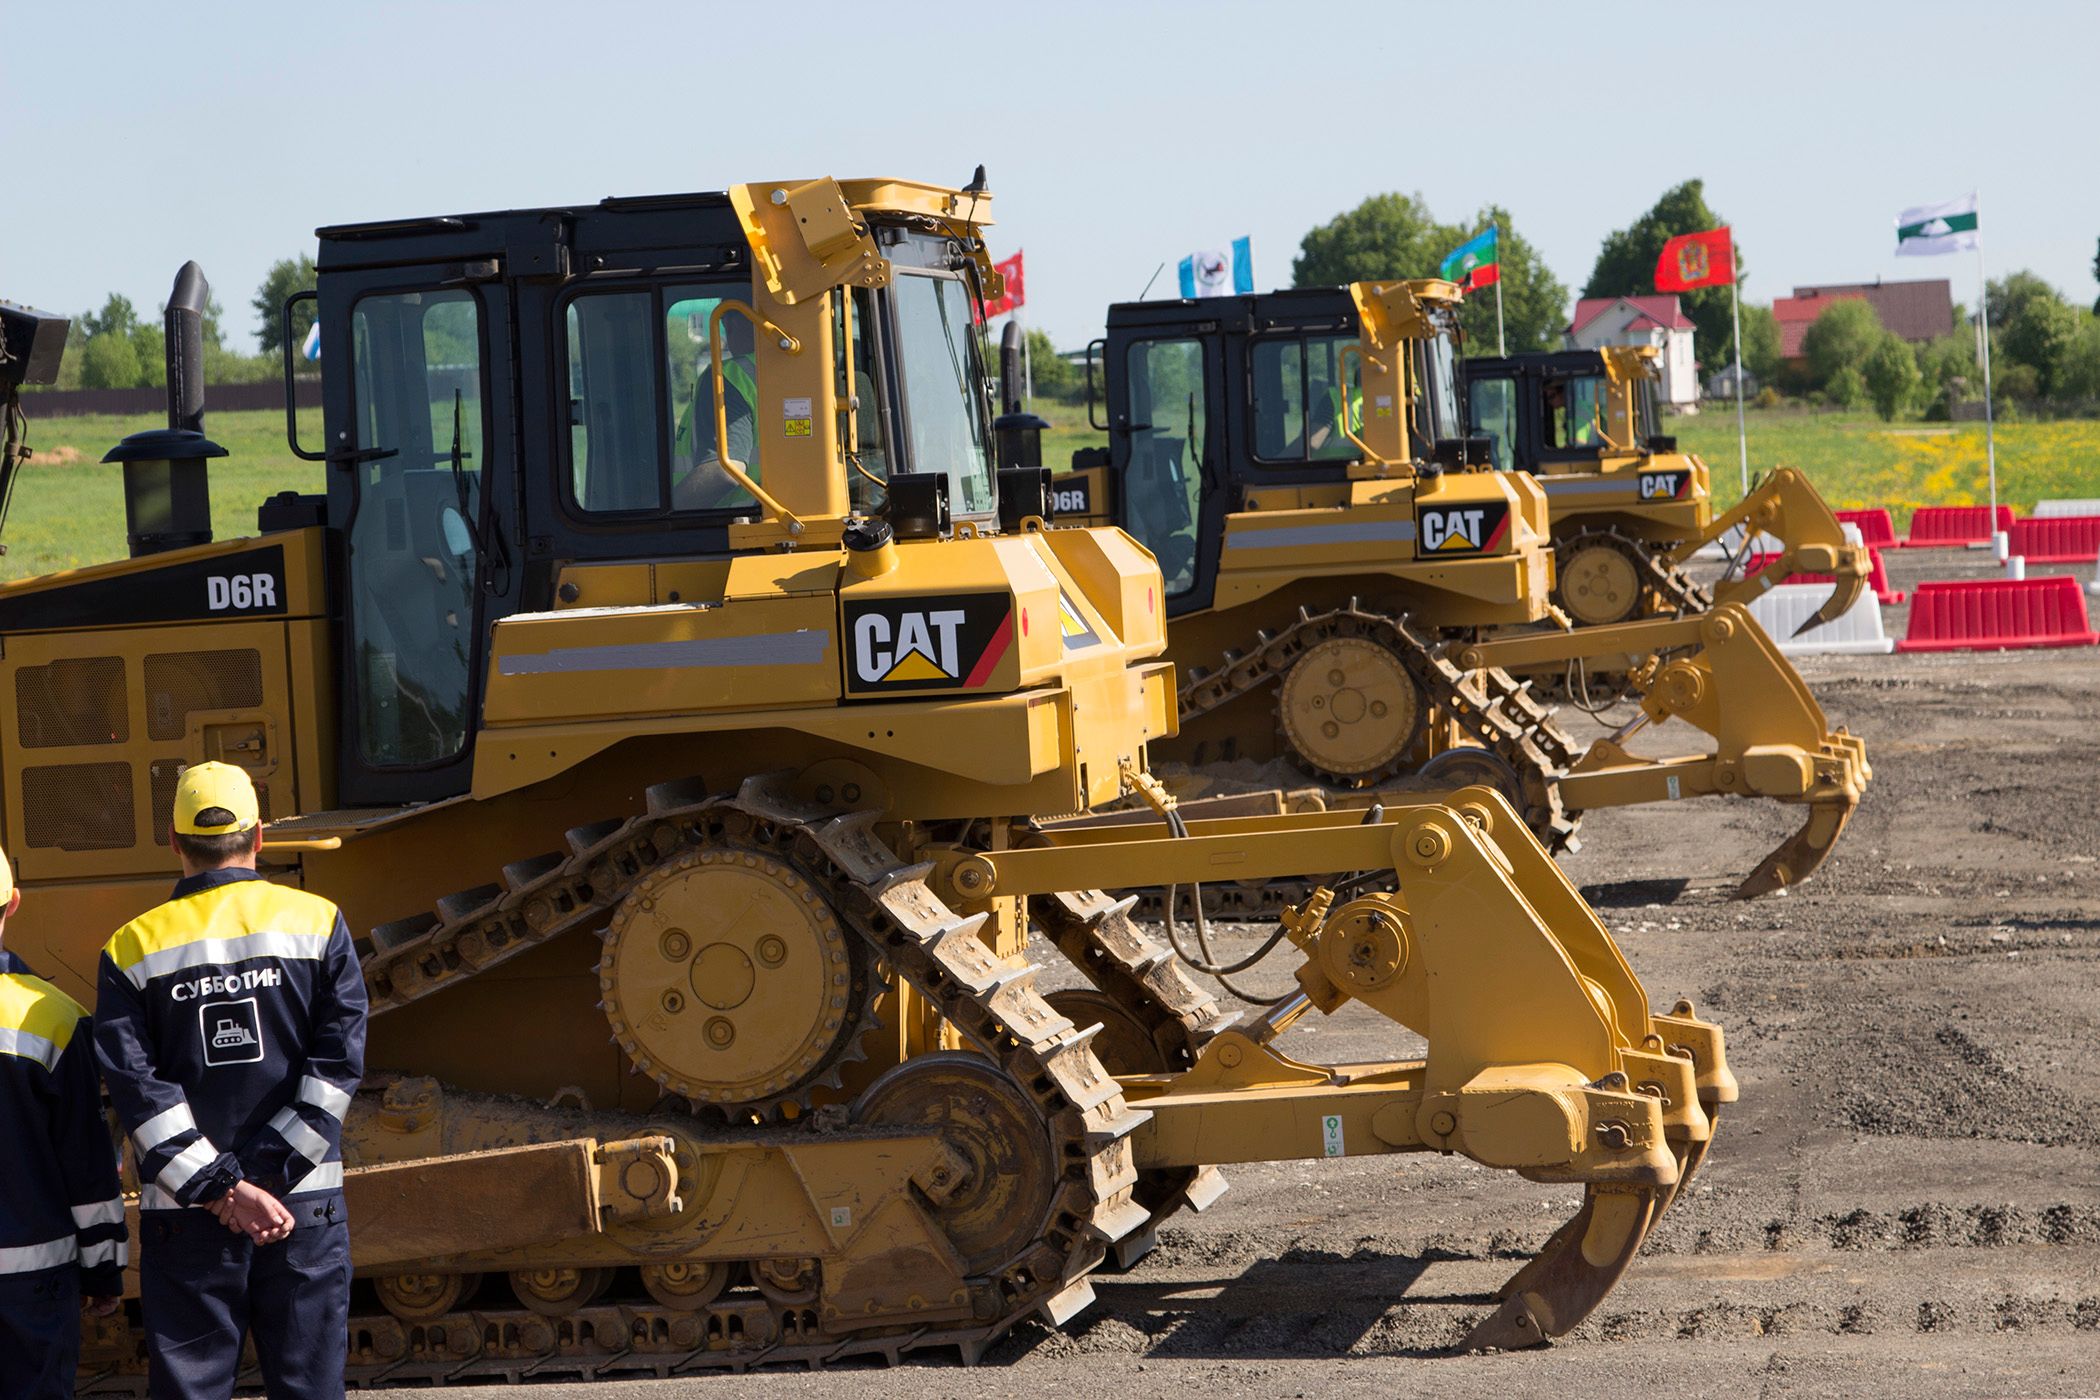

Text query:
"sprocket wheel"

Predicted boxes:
[[600, 845, 877, 1121], [1556, 532, 1648, 627], [1276, 635, 1426, 785], [851, 1052, 1058, 1277]]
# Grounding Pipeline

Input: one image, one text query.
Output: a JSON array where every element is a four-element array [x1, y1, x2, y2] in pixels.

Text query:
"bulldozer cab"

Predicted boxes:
[[1463, 347, 1664, 474], [1074, 288, 1463, 616], [307, 189, 1002, 806]]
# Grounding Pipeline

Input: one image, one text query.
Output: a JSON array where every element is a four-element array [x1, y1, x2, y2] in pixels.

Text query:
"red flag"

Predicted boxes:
[[982, 251, 1025, 318], [1654, 228, 1734, 292]]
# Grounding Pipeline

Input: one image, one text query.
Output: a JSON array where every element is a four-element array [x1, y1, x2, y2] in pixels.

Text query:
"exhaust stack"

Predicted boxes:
[[102, 262, 227, 557], [165, 260, 209, 434]]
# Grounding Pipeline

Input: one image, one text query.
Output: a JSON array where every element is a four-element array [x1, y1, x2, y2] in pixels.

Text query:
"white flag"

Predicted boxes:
[[1895, 194, 1979, 257]]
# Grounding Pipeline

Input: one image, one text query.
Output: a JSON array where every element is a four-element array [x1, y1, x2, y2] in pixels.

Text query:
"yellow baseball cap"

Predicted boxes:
[[173, 761, 260, 836]]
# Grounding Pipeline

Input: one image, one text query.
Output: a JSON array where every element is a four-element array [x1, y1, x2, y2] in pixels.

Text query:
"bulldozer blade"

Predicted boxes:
[[1734, 795, 1856, 899], [1466, 1185, 1662, 1351]]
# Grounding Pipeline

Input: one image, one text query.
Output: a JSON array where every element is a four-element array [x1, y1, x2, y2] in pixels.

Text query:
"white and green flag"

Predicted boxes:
[[1895, 195, 1979, 256]]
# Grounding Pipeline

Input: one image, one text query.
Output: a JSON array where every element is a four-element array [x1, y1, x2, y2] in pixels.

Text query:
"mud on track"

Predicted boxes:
[[445, 551, 2100, 1399]]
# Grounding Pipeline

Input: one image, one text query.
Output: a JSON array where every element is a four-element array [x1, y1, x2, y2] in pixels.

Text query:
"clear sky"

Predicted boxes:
[[6, 0, 2096, 353]]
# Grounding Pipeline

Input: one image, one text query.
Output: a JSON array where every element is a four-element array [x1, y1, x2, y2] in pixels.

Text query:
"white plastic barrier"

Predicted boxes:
[[1747, 581, 1895, 656], [2034, 498, 2100, 518]]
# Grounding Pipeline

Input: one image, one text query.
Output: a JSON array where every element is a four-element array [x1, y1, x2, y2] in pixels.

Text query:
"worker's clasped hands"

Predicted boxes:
[[208, 1181, 296, 1245]]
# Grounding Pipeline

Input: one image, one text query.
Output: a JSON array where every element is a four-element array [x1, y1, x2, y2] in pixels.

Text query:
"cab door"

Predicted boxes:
[[320, 270, 516, 806], [1107, 332, 1225, 616]]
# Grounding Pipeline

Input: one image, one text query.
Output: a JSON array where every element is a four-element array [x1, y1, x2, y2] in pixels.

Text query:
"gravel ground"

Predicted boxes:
[[437, 547, 2100, 1399]]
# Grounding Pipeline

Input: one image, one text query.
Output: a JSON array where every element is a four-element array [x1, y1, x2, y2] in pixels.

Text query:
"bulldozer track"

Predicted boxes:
[[86, 775, 1162, 1387], [1559, 526, 1714, 623], [1035, 890, 1235, 1265], [1159, 600, 1581, 921]]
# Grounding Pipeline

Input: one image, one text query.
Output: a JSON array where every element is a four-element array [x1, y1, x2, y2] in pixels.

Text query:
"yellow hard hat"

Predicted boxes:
[[0, 844, 12, 903], [173, 761, 260, 836]]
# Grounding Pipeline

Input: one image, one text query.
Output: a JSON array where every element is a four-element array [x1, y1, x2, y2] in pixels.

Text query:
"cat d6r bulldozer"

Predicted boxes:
[[1461, 344, 1870, 630], [0, 181, 1731, 1382], [1053, 280, 1868, 904]]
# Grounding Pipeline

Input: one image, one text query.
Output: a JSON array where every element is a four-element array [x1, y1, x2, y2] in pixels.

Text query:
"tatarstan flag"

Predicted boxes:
[[1654, 227, 1734, 292], [1439, 225, 1499, 291]]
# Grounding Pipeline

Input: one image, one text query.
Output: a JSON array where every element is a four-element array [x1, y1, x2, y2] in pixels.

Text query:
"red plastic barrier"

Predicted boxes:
[[1897, 504, 2014, 548], [2007, 514, 2100, 563], [1835, 508, 1898, 550], [1896, 577, 2099, 652], [1747, 547, 1904, 605]]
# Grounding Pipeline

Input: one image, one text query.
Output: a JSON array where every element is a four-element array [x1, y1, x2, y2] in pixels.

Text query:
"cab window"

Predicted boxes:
[[1123, 338, 1206, 595], [1251, 334, 1360, 463], [346, 289, 484, 767], [561, 280, 758, 516], [1542, 373, 1609, 453], [887, 271, 993, 516], [1467, 373, 1518, 472]]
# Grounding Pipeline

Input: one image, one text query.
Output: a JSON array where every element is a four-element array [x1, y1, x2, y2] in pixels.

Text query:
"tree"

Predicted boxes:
[[252, 254, 319, 356], [1582, 179, 1740, 367], [1738, 303, 1782, 384], [80, 293, 142, 341], [78, 333, 142, 390], [1801, 300, 1883, 389], [1825, 365, 1867, 410], [1444, 205, 1569, 355], [1022, 327, 1080, 402], [2050, 316, 2100, 402], [1292, 195, 1571, 354], [1861, 332, 1922, 420], [2092, 237, 2100, 315], [1292, 192, 1448, 288], [1990, 271, 2078, 396]]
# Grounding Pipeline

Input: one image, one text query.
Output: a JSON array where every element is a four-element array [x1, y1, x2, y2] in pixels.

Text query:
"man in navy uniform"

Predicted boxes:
[[94, 762, 366, 1399], [0, 841, 128, 1398]]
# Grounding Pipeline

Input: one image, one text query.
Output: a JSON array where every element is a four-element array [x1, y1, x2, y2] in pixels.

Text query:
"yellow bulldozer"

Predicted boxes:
[[1460, 343, 1866, 630], [0, 176, 1732, 1380], [1052, 279, 1869, 901]]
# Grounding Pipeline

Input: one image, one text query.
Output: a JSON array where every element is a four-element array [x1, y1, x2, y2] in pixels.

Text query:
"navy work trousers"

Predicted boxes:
[[0, 1269, 82, 1400], [139, 1197, 349, 1400]]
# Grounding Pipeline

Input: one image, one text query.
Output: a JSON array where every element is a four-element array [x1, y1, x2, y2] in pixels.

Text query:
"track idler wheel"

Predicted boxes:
[[1556, 533, 1648, 627], [1277, 636, 1426, 786], [600, 844, 877, 1118], [375, 1271, 481, 1322], [639, 1260, 734, 1311], [1466, 1185, 1663, 1350], [509, 1265, 614, 1315], [851, 1052, 1058, 1277], [752, 1257, 820, 1305]]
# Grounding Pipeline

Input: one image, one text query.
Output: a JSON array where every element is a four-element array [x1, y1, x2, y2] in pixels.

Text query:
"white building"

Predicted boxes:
[[1566, 296, 1700, 406]]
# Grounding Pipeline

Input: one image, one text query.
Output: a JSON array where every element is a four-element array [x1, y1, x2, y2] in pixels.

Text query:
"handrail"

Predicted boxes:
[[706, 299, 804, 533]]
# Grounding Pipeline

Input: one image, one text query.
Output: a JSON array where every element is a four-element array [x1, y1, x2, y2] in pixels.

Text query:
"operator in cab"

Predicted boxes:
[[672, 307, 761, 509], [0, 842, 127, 1399], [94, 763, 367, 1400]]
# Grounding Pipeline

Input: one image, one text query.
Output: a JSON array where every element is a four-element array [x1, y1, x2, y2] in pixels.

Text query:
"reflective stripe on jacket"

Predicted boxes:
[[0, 950, 127, 1293]]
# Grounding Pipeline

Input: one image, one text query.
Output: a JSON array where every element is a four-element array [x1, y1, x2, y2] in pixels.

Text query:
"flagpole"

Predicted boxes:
[[1974, 206, 1998, 531], [1728, 234, 1748, 497], [1493, 229, 1506, 356]]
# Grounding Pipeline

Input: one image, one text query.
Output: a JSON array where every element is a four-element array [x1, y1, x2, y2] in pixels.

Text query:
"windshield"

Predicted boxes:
[[1419, 333, 1461, 445], [889, 271, 994, 516]]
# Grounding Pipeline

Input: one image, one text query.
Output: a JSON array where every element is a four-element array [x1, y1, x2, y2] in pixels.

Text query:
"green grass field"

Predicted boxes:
[[4, 408, 323, 580], [5, 403, 2097, 582]]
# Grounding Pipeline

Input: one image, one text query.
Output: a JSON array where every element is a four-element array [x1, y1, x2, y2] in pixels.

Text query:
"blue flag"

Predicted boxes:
[[1178, 236, 1255, 298]]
